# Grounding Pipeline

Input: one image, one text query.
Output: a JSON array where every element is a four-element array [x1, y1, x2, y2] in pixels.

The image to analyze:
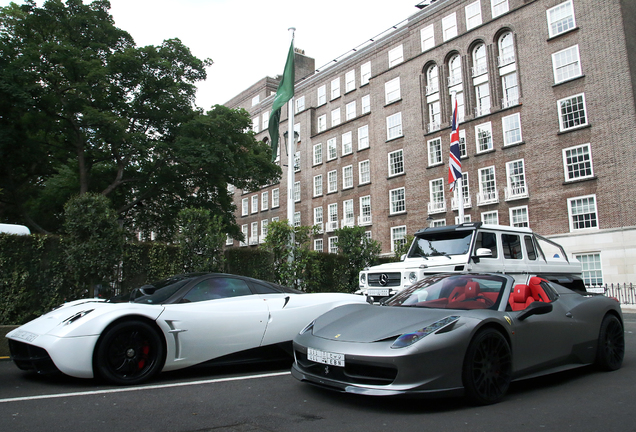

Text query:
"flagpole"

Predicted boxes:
[[287, 28, 296, 261]]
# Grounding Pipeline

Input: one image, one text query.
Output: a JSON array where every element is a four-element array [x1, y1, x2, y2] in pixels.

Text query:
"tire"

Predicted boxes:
[[462, 328, 512, 405], [94, 320, 165, 385], [595, 314, 624, 371]]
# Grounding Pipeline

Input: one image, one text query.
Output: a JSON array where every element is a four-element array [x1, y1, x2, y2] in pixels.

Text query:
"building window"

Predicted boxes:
[[478, 166, 498, 205], [314, 206, 323, 228], [452, 172, 470, 210], [475, 82, 491, 117], [359, 160, 371, 184], [294, 211, 301, 227], [563, 143, 593, 181], [346, 101, 356, 121], [331, 77, 341, 100], [331, 108, 341, 127], [385, 77, 401, 104], [252, 116, 260, 133], [294, 151, 300, 172], [358, 125, 369, 150], [295, 95, 305, 113], [547, 0, 576, 38], [501, 72, 519, 108], [361, 94, 371, 114], [251, 95, 260, 106], [328, 203, 338, 232], [272, 216, 279, 223], [241, 224, 248, 247], [361, 62, 371, 86], [498, 32, 515, 67], [345, 70, 356, 93], [466, 1, 482, 30], [391, 226, 407, 252], [226, 234, 233, 246], [568, 195, 598, 231], [343, 165, 353, 189], [251, 195, 258, 214], [317, 85, 326, 105], [421, 24, 435, 52], [261, 111, 269, 129], [552, 45, 582, 84], [261, 191, 269, 210], [448, 55, 462, 87], [328, 170, 338, 193], [429, 178, 445, 213], [454, 91, 465, 123], [428, 137, 442, 166], [442, 12, 458, 41], [359, 195, 372, 225], [390, 187, 406, 214], [343, 199, 354, 227], [428, 100, 441, 133], [426, 64, 439, 95], [558, 93, 588, 131], [386, 112, 403, 140], [491, 0, 509, 18], [481, 210, 499, 225], [314, 238, 323, 252], [272, 188, 279, 208], [317, 114, 326, 133], [459, 129, 467, 157], [293, 181, 300, 202], [313, 174, 323, 197], [388, 149, 404, 177], [327, 137, 337, 160], [476, 122, 493, 153], [261, 219, 268, 242], [251, 221, 259, 245], [388, 45, 404, 68], [313, 143, 323, 165], [510, 206, 529, 227], [241, 198, 248, 216], [575, 253, 603, 286], [472, 44, 488, 77], [506, 159, 528, 200], [329, 236, 338, 254], [342, 131, 352, 155], [502, 113, 522, 146]]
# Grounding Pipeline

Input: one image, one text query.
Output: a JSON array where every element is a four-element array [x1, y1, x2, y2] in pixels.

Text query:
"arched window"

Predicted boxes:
[[498, 32, 515, 67], [472, 44, 487, 76], [426, 64, 439, 95], [448, 54, 462, 87]]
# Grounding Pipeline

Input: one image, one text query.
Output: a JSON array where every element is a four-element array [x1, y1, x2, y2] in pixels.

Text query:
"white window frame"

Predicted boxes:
[[346, 101, 356, 121], [329, 236, 338, 254], [331, 108, 341, 127], [421, 24, 435, 52], [251, 195, 258, 214], [343, 199, 354, 227], [385, 77, 401, 105], [241, 224, 248, 247], [314, 238, 323, 252], [252, 116, 260, 133], [313, 174, 323, 197], [552, 45, 582, 84], [501, 72, 519, 108], [459, 129, 467, 157], [317, 114, 327, 133], [295, 95, 305, 113], [478, 166, 498, 205], [294, 211, 301, 227], [429, 178, 445, 213], [314, 206, 323, 227], [327, 137, 337, 161], [390, 225, 407, 252], [562, 143, 594, 181], [465, 0, 482, 30], [359, 195, 372, 226], [388, 45, 404, 68], [481, 210, 499, 225], [294, 151, 300, 173], [358, 125, 369, 150], [317, 85, 326, 105], [262, 111, 269, 129], [510, 205, 529, 228], [261, 191, 269, 211], [547, 0, 576, 38], [505, 159, 528, 201], [241, 198, 249, 216], [341, 131, 352, 155], [251, 95, 260, 106], [568, 194, 598, 231], [361, 94, 371, 114], [251, 221, 259, 245], [327, 170, 338, 193], [386, 112, 403, 140], [361, 62, 371, 86], [442, 12, 458, 42], [491, 0, 509, 18], [558, 93, 588, 132], [345, 70, 356, 93], [359, 160, 371, 184], [427, 137, 443, 166], [272, 188, 279, 208], [388, 149, 404, 177], [475, 81, 491, 117], [330, 77, 341, 100], [343, 165, 354, 190], [261, 219, 268, 242], [313, 143, 323, 165], [389, 187, 406, 215], [575, 253, 604, 286], [476, 122, 493, 153], [293, 181, 300, 203], [502, 113, 522, 146]]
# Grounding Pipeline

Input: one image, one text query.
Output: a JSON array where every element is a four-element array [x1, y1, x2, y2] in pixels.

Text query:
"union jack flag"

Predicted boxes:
[[448, 98, 462, 191]]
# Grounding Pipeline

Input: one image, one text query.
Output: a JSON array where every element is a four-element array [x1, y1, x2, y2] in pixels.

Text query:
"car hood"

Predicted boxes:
[[311, 303, 464, 343]]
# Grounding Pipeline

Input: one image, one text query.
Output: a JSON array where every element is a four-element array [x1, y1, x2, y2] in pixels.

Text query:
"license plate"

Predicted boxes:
[[11, 330, 39, 342], [368, 289, 389, 297], [307, 347, 345, 367]]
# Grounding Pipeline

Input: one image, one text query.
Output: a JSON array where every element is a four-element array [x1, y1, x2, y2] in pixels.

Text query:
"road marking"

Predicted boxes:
[[0, 371, 290, 404]]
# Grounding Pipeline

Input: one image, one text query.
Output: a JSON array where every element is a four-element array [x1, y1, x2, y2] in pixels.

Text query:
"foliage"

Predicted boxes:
[[394, 234, 414, 260], [63, 192, 124, 298], [333, 226, 382, 292], [224, 247, 274, 281], [120, 242, 182, 293], [0, 0, 279, 238], [176, 208, 225, 273]]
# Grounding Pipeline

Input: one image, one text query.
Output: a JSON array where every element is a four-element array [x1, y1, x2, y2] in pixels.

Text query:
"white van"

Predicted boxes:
[[359, 222, 583, 302], [0, 223, 31, 235]]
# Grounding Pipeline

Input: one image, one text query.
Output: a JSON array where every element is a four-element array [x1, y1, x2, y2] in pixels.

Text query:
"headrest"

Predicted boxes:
[[465, 281, 480, 299], [513, 284, 530, 302], [529, 276, 544, 287]]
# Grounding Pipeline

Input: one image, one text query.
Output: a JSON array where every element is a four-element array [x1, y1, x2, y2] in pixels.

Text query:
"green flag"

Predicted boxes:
[[268, 40, 295, 162]]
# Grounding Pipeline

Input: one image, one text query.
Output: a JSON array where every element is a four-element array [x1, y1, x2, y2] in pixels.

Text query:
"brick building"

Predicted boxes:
[[223, 0, 636, 285]]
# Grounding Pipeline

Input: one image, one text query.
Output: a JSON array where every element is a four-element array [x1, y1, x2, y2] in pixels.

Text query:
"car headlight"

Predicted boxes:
[[391, 316, 460, 349], [360, 273, 366, 284], [62, 309, 94, 325], [299, 320, 316, 335], [408, 272, 417, 284]]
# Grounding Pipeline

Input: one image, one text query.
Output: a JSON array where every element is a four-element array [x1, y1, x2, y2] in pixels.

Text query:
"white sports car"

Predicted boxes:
[[7, 273, 368, 385]]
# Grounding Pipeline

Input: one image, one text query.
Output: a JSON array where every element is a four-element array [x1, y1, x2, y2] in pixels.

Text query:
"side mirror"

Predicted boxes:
[[400, 254, 406, 261], [518, 301, 553, 321], [476, 248, 493, 257]]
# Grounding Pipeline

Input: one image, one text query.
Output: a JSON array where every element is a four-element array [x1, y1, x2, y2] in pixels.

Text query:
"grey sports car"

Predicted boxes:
[[291, 273, 625, 404]]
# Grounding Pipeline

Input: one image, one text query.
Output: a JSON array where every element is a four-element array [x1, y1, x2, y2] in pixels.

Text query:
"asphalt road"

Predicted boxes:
[[1, 313, 635, 432]]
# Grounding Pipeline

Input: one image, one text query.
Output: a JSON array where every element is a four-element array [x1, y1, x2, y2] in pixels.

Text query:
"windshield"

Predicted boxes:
[[385, 274, 506, 310], [408, 231, 473, 258], [128, 275, 198, 304]]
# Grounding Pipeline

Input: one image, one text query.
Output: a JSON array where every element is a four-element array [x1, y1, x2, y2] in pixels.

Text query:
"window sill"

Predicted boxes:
[[502, 141, 525, 149], [388, 172, 406, 180], [475, 148, 496, 157], [552, 75, 585, 87], [386, 135, 404, 143], [547, 26, 579, 42], [384, 98, 403, 107], [427, 162, 444, 170], [558, 123, 591, 135], [389, 211, 407, 217], [563, 176, 597, 185]]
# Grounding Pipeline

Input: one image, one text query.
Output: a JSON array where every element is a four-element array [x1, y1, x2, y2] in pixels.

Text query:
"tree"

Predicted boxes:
[[263, 220, 316, 290], [176, 208, 225, 273], [334, 226, 382, 291], [0, 0, 280, 238], [63, 192, 124, 298]]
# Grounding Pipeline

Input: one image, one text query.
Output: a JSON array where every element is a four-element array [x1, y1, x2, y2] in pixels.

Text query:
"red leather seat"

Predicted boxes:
[[509, 284, 535, 311], [464, 281, 480, 299], [528, 277, 550, 302]]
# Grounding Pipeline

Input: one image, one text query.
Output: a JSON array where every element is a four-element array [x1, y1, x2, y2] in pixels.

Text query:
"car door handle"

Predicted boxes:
[[565, 312, 573, 318]]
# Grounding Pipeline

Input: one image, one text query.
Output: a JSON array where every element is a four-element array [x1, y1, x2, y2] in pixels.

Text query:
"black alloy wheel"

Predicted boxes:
[[95, 320, 165, 385], [595, 314, 625, 371], [462, 328, 512, 405]]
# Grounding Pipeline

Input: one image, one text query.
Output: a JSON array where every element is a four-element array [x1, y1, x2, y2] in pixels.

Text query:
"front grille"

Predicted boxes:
[[368, 272, 402, 287], [296, 351, 397, 385], [8, 339, 59, 375]]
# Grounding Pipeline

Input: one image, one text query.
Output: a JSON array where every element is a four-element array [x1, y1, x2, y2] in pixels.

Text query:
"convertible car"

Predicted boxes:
[[7, 273, 367, 385], [291, 273, 625, 404]]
